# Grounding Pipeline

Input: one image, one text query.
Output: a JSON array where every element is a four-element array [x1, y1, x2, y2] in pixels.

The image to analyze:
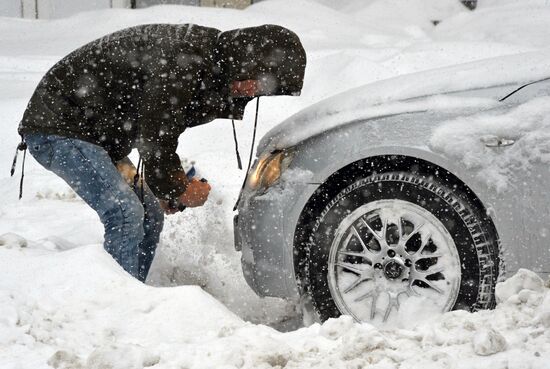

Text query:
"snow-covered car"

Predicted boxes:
[[234, 50, 550, 326]]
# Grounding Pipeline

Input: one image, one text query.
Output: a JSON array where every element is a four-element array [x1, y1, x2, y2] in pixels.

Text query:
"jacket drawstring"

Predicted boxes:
[[133, 157, 142, 196], [11, 137, 27, 200], [133, 156, 146, 207], [140, 161, 145, 205], [233, 97, 260, 211], [131, 156, 147, 216], [231, 119, 243, 170]]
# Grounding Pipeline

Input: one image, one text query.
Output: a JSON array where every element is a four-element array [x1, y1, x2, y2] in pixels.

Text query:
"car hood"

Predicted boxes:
[[258, 49, 550, 154]]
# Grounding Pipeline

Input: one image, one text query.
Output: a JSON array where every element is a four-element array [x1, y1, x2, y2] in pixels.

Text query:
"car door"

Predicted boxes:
[[492, 79, 550, 275]]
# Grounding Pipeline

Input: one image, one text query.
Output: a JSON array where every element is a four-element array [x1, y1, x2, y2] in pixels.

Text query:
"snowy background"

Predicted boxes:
[[0, 0, 549, 368]]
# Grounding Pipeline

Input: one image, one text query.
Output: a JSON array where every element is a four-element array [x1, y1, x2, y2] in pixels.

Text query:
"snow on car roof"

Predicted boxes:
[[259, 49, 550, 153]]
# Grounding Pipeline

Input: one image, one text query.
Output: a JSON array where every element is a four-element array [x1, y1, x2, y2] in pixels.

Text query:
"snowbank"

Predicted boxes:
[[1, 234, 549, 368], [435, 0, 550, 48], [0, 237, 243, 368]]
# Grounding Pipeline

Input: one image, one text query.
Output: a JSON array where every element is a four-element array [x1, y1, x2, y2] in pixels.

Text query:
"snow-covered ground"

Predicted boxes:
[[1, 0, 549, 368], [1, 239, 549, 368]]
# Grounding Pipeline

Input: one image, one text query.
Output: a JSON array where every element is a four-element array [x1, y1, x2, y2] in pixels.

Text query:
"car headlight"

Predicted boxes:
[[248, 149, 294, 191]]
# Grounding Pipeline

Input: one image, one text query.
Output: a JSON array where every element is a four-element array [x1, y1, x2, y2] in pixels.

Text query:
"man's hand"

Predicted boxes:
[[179, 178, 211, 208], [159, 178, 211, 214]]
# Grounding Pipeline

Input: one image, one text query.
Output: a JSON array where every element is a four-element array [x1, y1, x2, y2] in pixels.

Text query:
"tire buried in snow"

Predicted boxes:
[[304, 171, 499, 324]]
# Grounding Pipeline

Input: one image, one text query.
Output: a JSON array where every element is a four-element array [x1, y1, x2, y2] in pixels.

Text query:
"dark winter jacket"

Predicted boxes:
[[19, 23, 306, 200]]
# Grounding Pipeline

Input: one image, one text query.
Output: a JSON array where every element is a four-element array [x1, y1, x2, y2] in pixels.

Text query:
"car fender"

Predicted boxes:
[[284, 112, 528, 279]]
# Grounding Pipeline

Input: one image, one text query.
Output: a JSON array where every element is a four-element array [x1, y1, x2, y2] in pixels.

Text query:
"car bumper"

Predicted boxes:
[[233, 214, 260, 294], [234, 182, 313, 300]]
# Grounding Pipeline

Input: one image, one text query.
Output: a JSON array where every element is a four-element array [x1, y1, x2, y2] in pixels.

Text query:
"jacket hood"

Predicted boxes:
[[216, 24, 307, 97]]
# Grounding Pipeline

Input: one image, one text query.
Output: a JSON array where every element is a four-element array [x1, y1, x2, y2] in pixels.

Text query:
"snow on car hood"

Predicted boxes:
[[258, 49, 550, 154]]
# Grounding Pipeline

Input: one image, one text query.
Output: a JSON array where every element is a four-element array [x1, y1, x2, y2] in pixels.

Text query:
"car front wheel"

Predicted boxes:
[[303, 171, 499, 326]]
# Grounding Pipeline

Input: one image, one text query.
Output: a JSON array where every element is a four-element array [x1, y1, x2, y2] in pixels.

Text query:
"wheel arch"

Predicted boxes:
[[292, 154, 500, 294]]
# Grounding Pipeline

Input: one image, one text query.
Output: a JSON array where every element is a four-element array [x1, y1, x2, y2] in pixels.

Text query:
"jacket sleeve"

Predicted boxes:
[[136, 45, 202, 200], [137, 117, 188, 201]]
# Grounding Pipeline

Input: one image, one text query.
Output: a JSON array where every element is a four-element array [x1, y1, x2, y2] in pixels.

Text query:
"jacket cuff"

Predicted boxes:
[[148, 169, 189, 201]]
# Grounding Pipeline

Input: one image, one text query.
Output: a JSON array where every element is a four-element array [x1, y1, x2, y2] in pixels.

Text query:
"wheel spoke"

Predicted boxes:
[[411, 265, 445, 279], [353, 290, 380, 320], [416, 232, 432, 255], [416, 253, 444, 259], [350, 225, 369, 253], [338, 250, 373, 265], [381, 217, 388, 240], [422, 265, 445, 275], [343, 274, 371, 294], [354, 289, 373, 302], [359, 218, 383, 241], [410, 264, 446, 294], [383, 293, 399, 322], [401, 222, 425, 244], [335, 262, 364, 275], [370, 292, 378, 320], [397, 217, 403, 244], [399, 289, 412, 298], [419, 278, 444, 294]]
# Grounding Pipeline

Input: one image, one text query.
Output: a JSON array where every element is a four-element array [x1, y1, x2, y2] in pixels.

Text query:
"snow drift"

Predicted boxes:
[[1, 234, 549, 368]]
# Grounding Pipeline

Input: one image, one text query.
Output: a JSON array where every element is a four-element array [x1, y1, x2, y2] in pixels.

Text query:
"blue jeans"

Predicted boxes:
[[25, 133, 164, 282]]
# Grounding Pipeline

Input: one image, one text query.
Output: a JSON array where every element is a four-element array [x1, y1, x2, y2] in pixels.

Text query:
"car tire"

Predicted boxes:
[[303, 171, 499, 324]]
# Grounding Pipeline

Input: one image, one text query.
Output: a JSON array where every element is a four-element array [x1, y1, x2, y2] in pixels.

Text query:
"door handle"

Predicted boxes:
[[481, 136, 516, 148]]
